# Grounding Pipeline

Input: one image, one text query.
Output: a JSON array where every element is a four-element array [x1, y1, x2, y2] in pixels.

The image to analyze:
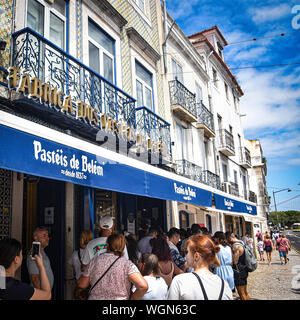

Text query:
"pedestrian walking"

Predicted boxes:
[[256, 230, 263, 241], [168, 228, 187, 271], [135, 253, 168, 300], [151, 235, 183, 287], [276, 234, 290, 265], [77, 233, 148, 300], [286, 237, 292, 262], [212, 231, 235, 291], [0, 238, 51, 300], [226, 233, 250, 300], [263, 235, 273, 265], [256, 238, 265, 261], [167, 235, 232, 300], [27, 226, 54, 292]]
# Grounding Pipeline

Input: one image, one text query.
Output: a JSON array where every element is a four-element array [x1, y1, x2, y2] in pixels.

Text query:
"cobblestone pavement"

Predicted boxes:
[[246, 249, 300, 300]]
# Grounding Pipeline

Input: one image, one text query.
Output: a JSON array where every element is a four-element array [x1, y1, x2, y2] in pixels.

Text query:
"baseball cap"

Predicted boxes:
[[99, 215, 114, 230]]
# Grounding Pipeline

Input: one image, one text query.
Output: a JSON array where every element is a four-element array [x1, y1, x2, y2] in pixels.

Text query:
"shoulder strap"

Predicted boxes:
[[89, 256, 121, 295], [77, 250, 82, 265], [218, 279, 225, 300], [193, 272, 208, 300]]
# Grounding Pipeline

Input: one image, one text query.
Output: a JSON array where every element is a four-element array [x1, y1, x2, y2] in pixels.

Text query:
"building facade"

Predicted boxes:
[[0, 0, 266, 299]]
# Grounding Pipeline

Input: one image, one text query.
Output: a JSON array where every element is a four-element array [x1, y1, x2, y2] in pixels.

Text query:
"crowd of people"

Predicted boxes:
[[0, 217, 292, 301], [255, 229, 291, 265]]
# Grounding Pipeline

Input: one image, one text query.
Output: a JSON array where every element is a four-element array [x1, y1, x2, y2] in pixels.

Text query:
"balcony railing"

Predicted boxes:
[[239, 147, 251, 168], [201, 170, 222, 190], [196, 101, 215, 137], [249, 191, 257, 203], [176, 159, 202, 183], [230, 182, 239, 197], [135, 106, 172, 159], [11, 27, 136, 128], [218, 129, 235, 155], [169, 79, 197, 122]]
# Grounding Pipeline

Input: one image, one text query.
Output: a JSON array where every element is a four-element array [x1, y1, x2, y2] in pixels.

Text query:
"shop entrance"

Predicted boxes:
[[22, 176, 65, 300]]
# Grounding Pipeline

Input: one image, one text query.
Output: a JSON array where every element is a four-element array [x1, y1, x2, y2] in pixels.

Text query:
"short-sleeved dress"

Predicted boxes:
[[214, 245, 235, 290], [83, 253, 139, 300]]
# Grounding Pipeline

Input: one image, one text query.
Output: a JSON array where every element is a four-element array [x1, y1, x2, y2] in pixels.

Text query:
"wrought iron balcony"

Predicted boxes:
[[239, 147, 251, 168], [169, 79, 198, 123], [230, 182, 239, 197], [11, 27, 136, 128], [176, 159, 202, 183], [201, 170, 222, 190], [249, 191, 257, 203], [218, 129, 235, 156], [195, 102, 215, 137], [135, 106, 172, 160]]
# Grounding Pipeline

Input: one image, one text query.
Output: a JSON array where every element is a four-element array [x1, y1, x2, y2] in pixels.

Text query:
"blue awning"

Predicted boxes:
[[0, 124, 212, 208], [213, 192, 257, 215]]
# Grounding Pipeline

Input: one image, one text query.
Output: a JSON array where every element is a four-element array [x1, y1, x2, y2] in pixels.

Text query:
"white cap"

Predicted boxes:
[[99, 215, 114, 230]]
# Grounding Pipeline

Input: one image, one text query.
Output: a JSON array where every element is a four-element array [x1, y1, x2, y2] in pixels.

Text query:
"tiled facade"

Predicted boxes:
[[0, 0, 14, 69]]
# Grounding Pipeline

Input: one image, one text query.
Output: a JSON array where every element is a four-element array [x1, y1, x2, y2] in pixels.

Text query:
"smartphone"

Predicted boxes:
[[31, 241, 41, 260]]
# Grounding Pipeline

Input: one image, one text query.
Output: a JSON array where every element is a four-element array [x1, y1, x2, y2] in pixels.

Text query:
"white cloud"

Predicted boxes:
[[238, 68, 300, 132], [249, 4, 291, 24], [287, 158, 300, 165]]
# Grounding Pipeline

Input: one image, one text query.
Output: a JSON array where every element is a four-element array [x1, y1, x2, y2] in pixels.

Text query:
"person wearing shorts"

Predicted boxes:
[[276, 234, 289, 265], [263, 235, 273, 265]]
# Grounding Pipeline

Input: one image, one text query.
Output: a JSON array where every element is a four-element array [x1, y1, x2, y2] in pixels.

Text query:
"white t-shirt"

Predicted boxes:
[[138, 236, 154, 255], [132, 276, 168, 300], [167, 272, 233, 300], [81, 237, 129, 266], [68, 248, 85, 280]]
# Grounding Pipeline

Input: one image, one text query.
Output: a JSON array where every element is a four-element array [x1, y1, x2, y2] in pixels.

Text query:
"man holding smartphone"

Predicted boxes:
[[27, 227, 54, 292]]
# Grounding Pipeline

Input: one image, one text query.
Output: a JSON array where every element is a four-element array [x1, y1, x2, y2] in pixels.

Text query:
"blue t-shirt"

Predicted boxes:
[[0, 277, 34, 300]]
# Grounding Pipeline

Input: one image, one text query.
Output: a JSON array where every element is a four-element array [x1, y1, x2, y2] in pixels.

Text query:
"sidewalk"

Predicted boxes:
[[246, 249, 300, 300]]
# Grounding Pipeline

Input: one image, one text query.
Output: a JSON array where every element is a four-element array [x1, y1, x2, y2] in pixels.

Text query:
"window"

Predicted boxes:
[[222, 164, 228, 182], [176, 122, 188, 160], [135, 61, 153, 110], [217, 114, 222, 130], [229, 125, 233, 135], [212, 68, 218, 88], [224, 83, 229, 100], [133, 0, 145, 12], [195, 82, 203, 104], [172, 59, 183, 83], [88, 20, 115, 83], [27, 0, 66, 49]]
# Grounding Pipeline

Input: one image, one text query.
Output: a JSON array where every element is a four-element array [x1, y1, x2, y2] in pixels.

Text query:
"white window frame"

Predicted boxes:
[[88, 20, 115, 84], [128, 0, 151, 26], [172, 58, 183, 83], [135, 60, 154, 111], [25, 0, 66, 50]]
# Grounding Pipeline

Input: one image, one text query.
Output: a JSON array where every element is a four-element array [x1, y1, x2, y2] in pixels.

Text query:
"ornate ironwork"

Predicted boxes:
[[239, 147, 251, 167], [197, 102, 215, 133], [135, 106, 172, 158], [176, 159, 202, 183], [168, 79, 197, 119], [11, 27, 136, 128], [230, 182, 239, 197], [201, 170, 222, 190], [0, 169, 12, 240], [218, 129, 235, 154], [249, 191, 257, 203]]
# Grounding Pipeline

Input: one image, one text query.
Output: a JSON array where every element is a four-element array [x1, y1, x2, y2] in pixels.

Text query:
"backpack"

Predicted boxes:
[[234, 241, 257, 272]]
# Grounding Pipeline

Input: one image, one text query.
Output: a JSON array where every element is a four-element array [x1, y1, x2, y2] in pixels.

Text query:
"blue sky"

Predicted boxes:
[[166, 0, 300, 212]]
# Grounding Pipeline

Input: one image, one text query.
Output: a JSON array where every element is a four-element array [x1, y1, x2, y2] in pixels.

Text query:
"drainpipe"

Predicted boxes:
[[206, 50, 219, 177]]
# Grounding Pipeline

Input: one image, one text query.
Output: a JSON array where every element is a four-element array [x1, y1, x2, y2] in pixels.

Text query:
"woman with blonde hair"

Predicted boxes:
[[69, 230, 93, 299], [78, 233, 148, 300], [168, 235, 232, 300]]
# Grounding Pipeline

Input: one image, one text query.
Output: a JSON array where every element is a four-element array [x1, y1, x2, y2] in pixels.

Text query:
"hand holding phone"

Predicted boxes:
[[31, 241, 41, 260]]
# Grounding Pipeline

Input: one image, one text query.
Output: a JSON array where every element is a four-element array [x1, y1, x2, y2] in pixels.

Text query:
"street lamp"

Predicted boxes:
[[273, 188, 291, 227]]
